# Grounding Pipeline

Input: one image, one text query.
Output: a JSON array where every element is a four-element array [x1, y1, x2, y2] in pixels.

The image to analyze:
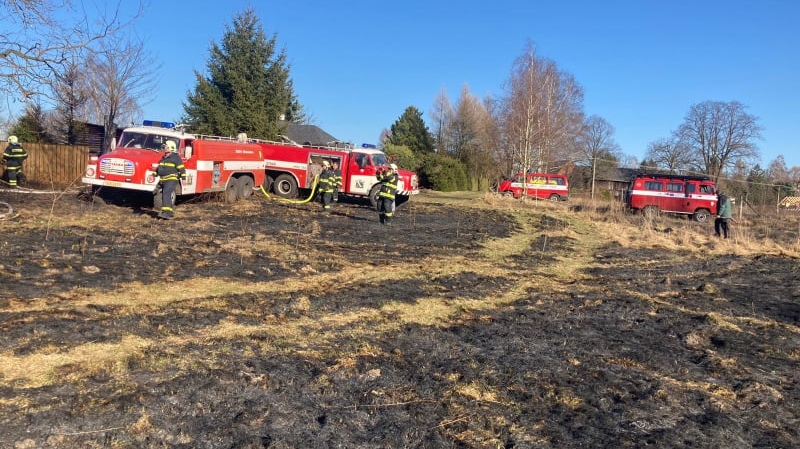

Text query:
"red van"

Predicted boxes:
[[498, 172, 569, 201], [625, 174, 717, 222]]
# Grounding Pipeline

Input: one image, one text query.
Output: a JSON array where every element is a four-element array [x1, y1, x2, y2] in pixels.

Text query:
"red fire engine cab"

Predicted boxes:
[[498, 172, 569, 201], [625, 173, 718, 222], [256, 141, 419, 208], [82, 120, 267, 206]]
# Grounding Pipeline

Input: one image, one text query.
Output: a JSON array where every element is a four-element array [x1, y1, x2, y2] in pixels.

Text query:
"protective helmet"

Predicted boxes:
[[389, 163, 398, 171], [8, 135, 18, 144], [322, 160, 331, 167], [164, 141, 177, 152]]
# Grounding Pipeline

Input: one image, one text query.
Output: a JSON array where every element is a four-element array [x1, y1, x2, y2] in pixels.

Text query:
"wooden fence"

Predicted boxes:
[[3, 141, 89, 189]]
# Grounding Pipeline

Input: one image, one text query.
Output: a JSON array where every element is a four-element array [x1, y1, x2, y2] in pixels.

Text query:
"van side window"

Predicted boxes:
[[700, 185, 714, 194], [644, 181, 663, 191], [686, 184, 696, 194], [666, 183, 683, 192], [553, 177, 565, 186]]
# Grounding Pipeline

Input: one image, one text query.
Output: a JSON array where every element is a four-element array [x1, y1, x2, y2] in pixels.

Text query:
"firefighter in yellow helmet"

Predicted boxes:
[[3, 135, 28, 188], [317, 160, 336, 213], [155, 140, 185, 219], [376, 163, 398, 225]]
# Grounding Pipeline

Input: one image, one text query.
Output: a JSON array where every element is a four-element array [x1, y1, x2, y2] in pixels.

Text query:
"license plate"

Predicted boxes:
[[104, 181, 122, 187]]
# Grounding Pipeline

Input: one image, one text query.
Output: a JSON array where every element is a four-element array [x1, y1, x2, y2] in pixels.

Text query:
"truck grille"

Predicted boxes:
[[100, 158, 135, 176]]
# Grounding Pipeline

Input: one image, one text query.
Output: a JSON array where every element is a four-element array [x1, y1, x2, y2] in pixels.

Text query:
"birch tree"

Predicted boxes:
[[501, 43, 583, 176]]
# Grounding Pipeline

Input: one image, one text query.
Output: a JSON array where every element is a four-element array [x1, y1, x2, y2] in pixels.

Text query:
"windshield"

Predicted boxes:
[[119, 132, 178, 152], [371, 153, 388, 166]]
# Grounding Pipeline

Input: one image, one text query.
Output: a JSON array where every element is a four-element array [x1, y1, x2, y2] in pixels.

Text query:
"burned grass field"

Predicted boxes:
[[1, 188, 799, 448]]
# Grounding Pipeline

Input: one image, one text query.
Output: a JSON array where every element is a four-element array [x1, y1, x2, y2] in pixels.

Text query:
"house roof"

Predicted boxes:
[[278, 120, 344, 147], [572, 165, 642, 183]]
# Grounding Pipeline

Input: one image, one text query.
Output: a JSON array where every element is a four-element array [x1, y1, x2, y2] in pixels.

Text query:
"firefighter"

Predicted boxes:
[[317, 160, 336, 213], [155, 140, 186, 220], [2, 136, 28, 188], [331, 159, 342, 202], [376, 163, 398, 225]]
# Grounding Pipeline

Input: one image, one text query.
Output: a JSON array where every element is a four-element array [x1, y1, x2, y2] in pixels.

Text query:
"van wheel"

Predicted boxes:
[[693, 208, 710, 222], [642, 205, 659, 218], [238, 175, 254, 200], [225, 177, 239, 203], [549, 194, 560, 202]]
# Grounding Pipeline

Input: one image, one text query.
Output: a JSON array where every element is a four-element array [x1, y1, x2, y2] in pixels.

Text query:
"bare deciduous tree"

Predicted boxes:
[[450, 85, 502, 189], [430, 86, 455, 154], [1, 0, 143, 107], [84, 38, 158, 153], [502, 42, 583, 175], [675, 100, 762, 182], [644, 137, 692, 174], [576, 115, 620, 198], [50, 59, 90, 144]]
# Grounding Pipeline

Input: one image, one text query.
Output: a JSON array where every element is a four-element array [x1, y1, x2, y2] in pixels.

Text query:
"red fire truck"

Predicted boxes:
[[625, 173, 718, 222], [82, 121, 267, 207], [82, 121, 419, 208], [256, 141, 419, 207], [498, 172, 569, 201]]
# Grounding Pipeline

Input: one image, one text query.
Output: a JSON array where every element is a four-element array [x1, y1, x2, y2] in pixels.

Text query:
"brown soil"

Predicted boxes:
[[1, 187, 798, 448]]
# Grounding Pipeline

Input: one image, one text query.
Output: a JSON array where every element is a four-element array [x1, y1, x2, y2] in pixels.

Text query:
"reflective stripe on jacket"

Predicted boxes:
[[156, 153, 186, 182], [377, 171, 398, 201], [3, 143, 27, 166], [318, 169, 336, 193]]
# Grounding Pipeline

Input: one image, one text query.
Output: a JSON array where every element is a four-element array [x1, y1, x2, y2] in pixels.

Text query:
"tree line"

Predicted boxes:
[[3, 4, 796, 203]]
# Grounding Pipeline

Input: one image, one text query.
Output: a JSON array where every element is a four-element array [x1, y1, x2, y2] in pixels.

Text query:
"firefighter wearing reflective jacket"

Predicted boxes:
[[331, 160, 342, 202], [155, 141, 186, 219], [3, 135, 28, 188], [376, 163, 398, 225], [317, 160, 336, 213]]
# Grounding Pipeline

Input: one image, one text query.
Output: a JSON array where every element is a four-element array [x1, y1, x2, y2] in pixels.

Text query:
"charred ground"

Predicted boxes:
[[0, 188, 798, 448]]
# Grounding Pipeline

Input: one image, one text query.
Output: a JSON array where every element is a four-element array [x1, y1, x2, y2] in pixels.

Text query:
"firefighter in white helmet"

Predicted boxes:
[[375, 163, 398, 225], [3, 135, 28, 188], [155, 140, 185, 219]]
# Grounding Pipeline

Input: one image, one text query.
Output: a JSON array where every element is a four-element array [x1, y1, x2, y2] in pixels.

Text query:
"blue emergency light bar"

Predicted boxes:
[[361, 143, 377, 148], [142, 120, 175, 129]]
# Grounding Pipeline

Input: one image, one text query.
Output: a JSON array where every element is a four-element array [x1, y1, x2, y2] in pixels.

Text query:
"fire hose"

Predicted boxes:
[[259, 174, 320, 204]]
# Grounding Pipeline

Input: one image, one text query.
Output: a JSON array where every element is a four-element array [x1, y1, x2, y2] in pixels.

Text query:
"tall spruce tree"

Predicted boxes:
[[387, 106, 435, 154], [182, 8, 302, 138]]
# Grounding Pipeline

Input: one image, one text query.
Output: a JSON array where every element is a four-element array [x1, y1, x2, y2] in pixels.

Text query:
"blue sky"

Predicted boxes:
[[134, 0, 798, 168]]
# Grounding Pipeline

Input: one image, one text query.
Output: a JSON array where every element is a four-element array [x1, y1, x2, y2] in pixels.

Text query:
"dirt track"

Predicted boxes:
[[1, 187, 798, 448]]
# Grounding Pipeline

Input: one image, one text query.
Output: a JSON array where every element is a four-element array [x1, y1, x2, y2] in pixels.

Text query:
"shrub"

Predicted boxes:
[[419, 153, 470, 191]]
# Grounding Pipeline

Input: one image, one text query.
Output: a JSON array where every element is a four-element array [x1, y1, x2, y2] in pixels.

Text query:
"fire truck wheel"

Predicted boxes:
[[237, 175, 254, 200], [548, 194, 561, 202], [225, 178, 240, 203], [368, 184, 381, 209], [692, 208, 711, 223], [273, 174, 298, 199]]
